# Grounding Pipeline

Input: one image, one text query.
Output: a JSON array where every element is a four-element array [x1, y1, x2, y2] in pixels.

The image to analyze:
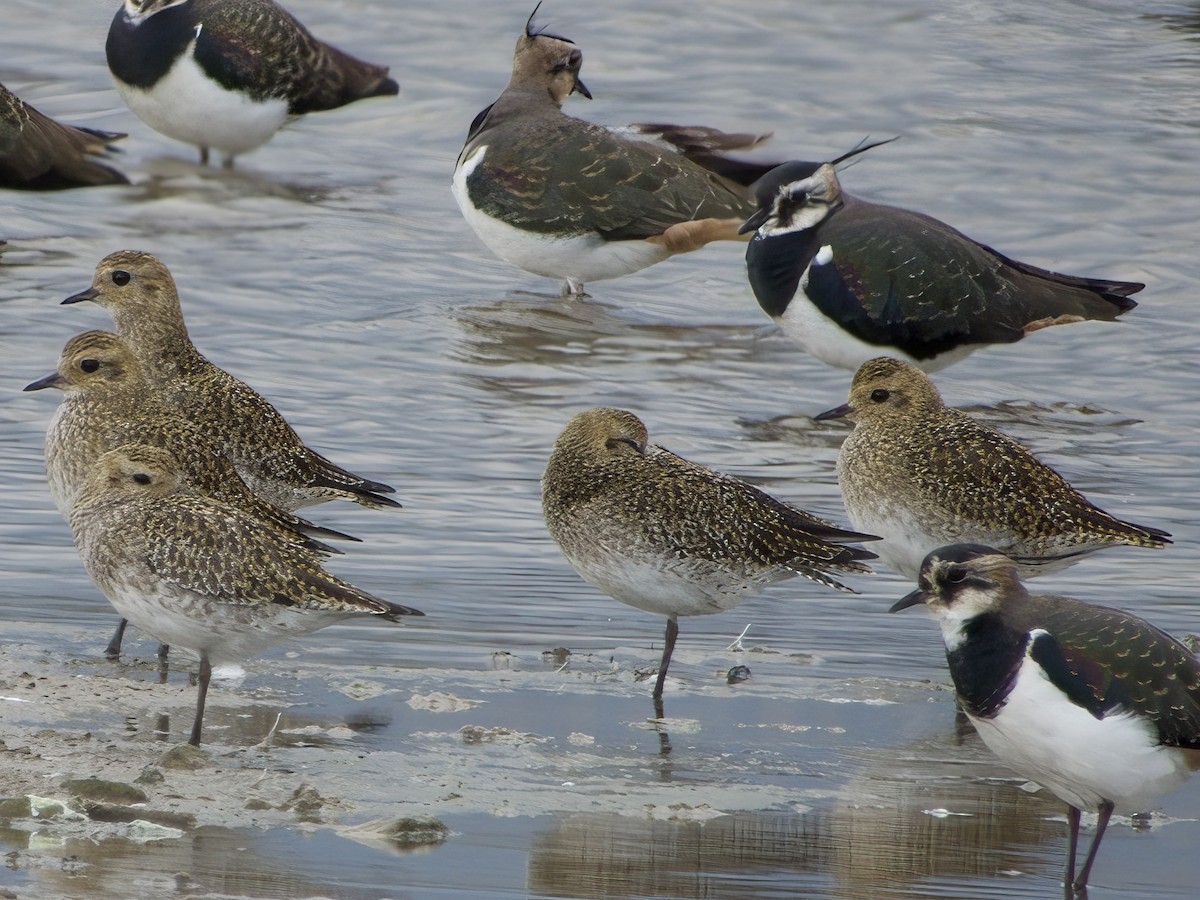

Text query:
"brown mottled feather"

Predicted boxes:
[[67, 251, 398, 511], [0, 82, 127, 189]]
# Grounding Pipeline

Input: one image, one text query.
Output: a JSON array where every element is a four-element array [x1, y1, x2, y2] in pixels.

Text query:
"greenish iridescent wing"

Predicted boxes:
[[468, 117, 754, 239], [1029, 598, 1200, 747], [809, 201, 1028, 350]]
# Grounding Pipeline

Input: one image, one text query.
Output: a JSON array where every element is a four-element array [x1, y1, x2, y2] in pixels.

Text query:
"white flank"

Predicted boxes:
[[969, 647, 1193, 814], [112, 31, 289, 156], [564, 547, 757, 619], [103, 579, 347, 665], [774, 248, 975, 373], [452, 145, 671, 283]]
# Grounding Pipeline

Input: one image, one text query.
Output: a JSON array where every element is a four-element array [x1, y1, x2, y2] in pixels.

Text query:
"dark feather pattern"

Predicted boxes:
[[0, 82, 127, 189]]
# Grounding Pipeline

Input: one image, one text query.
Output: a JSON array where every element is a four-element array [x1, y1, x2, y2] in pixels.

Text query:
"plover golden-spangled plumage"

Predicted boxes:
[[892, 544, 1200, 892], [816, 357, 1170, 578], [25, 330, 355, 548], [24, 329, 361, 659], [69, 444, 422, 746], [63, 250, 400, 512], [541, 407, 877, 699]]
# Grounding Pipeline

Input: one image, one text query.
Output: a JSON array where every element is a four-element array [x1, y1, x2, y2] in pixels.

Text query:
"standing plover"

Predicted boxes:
[[816, 357, 1169, 578], [542, 407, 876, 699], [24, 329, 360, 659], [63, 250, 400, 513], [70, 444, 422, 746]]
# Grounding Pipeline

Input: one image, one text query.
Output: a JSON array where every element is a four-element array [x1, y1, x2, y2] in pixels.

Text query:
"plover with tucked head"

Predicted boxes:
[[0, 81, 128, 189], [740, 156, 1141, 372], [453, 8, 781, 297], [70, 444, 422, 746], [816, 357, 1170, 578], [63, 250, 400, 513], [542, 407, 877, 699], [892, 544, 1200, 893], [106, 0, 399, 167], [24, 330, 360, 659]]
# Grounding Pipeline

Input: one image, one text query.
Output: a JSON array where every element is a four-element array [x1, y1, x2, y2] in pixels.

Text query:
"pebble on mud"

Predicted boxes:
[[61, 777, 148, 805], [158, 745, 210, 771]]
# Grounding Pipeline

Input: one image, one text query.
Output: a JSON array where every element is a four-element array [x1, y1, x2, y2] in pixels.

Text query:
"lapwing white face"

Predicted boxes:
[[122, 0, 190, 23], [755, 164, 842, 238], [893, 545, 1017, 650]]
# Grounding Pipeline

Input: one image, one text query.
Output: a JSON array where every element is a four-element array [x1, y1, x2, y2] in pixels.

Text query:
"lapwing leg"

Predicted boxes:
[[1064, 805, 1081, 893], [199, 146, 209, 166], [104, 618, 129, 660], [652, 616, 680, 700], [1072, 800, 1114, 891], [188, 652, 212, 747]]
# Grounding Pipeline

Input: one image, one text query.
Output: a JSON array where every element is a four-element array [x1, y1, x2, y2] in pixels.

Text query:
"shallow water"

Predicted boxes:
[[3, 0, 1200, 897]]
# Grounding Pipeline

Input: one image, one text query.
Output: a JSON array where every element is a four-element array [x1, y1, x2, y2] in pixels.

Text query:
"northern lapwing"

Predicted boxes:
[[740, 156, 1141, 372], [106, 0, 399, 167], [892, 543, 1200, 893], [453, 7, 781, 297]]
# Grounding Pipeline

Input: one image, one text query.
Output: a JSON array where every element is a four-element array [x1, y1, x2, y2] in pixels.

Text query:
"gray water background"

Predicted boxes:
[[2, 0, 1200, 896]]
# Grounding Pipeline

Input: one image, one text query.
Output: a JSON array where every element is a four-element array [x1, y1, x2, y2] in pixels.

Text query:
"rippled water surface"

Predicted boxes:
[[3, 0, 1200, 897]]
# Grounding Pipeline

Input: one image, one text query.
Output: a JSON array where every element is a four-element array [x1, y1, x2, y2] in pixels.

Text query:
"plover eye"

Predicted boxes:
[[607, 436, 643, 454], [132, 472, 152, 485], [112, 270, 131, 286], [869, 388, 890, 403], [80, 358, 101, 373], [946, 566, 967, 584]]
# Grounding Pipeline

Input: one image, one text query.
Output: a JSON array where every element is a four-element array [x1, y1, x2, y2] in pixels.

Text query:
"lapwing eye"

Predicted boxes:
[[552, 52, 579, 73], [778, 191, 807, 216], [869, 388, 890, 403], [111, 270, 131, 286], [80, 358, 100, 373], [132, 472, 152, 485]]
